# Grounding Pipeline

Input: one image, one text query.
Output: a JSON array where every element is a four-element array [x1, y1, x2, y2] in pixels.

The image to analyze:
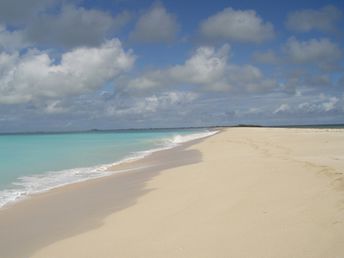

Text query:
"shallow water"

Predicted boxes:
[[0, 128, 216, 207]]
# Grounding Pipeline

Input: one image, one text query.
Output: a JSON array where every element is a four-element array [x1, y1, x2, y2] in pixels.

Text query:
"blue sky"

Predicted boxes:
[[0, 0, 343, 132]]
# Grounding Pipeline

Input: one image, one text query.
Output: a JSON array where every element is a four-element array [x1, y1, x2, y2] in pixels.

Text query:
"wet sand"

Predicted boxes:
[[0, 138, 203, 258]]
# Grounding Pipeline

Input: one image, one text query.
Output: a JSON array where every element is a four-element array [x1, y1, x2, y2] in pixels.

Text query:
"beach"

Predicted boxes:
[[1, 127, 344, 258]]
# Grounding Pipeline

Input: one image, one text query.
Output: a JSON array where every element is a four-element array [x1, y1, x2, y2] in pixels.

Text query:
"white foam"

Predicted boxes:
[[166, 130, 218, 146], [0, 130, 218, 208]]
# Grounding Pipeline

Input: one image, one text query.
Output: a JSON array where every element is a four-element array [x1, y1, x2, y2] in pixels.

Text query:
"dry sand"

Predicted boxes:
[[1, 128, 344, 258]]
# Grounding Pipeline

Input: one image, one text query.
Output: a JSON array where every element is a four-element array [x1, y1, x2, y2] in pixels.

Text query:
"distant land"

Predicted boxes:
[[0, 123, 343, 135]]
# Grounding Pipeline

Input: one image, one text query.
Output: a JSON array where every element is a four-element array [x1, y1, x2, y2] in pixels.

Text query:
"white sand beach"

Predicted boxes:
[[1, 128, 344, 258]]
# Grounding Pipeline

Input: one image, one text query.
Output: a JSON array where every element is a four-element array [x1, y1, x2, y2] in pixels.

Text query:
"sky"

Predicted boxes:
[[0, 0, 343, 132]]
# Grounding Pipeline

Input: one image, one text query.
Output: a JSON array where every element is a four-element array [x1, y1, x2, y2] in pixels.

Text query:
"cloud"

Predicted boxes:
[[24, 5, 131, 48], [321, 96, 339, 112], [252, 50, 279, 64], [274, 103, 290, 114], [106, 91, 198, 116], [279, 69, 338, 95], [296, 97, 340, 113], [2, 87, 343, 131], [274, 94, 341, 115], [305, 74, 332, 87], [285, 5, 342, 33], [169, 45, 230, 88], [0, 24, 30, 50], [284, 37, 342, 69], [0, 39, 135, 104], [125, 45, 230, 91], [129, 3, 179, 43], [43, 100, 68, 114], [0, 90, 201, 131], [199, 7, 275, 43], [125, 44, 276, 93], [0, 0, 56, 25]]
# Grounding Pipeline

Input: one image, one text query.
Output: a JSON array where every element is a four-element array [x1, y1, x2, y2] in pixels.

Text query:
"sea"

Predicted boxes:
[[0, 128, 217, 208]]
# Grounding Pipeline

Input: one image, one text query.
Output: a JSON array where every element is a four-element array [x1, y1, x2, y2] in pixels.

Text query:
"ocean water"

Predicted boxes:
[[0, 129, 217, 208]]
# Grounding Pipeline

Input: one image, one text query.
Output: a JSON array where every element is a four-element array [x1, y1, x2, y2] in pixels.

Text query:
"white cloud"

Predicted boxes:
[[274, 94, 341, 115], [24, 5, 131, 48], [322, 97, 339, 112], [284, 37, 342, 68], [127, 70, 164, 90], [286, 5, 342, 33], [297, 98, 339, 113], [199, 7, 275, 43], [106, 91, 198, 116], [129, 3, 179, 43], [0, 39, 135, 104], [274, 104, 290, 114], [169, 45, 229, 87], [43, 100, 67, 114], [125, 44, 276, 93], [227, 65, 276, 93]]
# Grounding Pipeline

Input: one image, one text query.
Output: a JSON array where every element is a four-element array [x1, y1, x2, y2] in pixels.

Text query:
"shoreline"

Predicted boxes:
[[0, 129, 218, 210], [0, 133, 210, 258], [1, 127, 344, 258]]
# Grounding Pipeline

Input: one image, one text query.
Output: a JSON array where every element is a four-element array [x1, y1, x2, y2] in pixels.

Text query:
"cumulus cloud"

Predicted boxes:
[[286, 5, 342, 33], [284, 37, 342, 69], [169, 45, 230, 88], [199, 7, 275, 43], [125, 44, 276, 93], [125, 45, 230, 91], [129, 3, 179, 43], [0, 39, 135, 104], [24, 5, 131, 48]]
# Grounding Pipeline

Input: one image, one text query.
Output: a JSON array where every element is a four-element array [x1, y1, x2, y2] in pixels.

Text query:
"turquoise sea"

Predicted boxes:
[[0, 129, 216, 208]]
